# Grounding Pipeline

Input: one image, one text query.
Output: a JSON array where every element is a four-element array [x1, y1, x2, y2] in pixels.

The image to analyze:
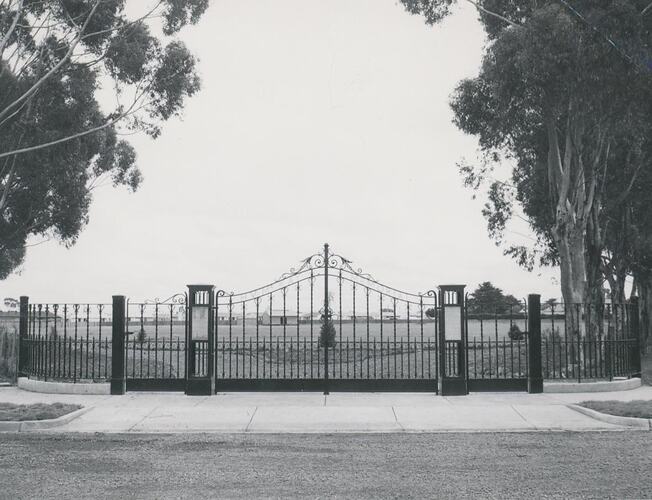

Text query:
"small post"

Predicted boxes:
[[17, 296, 29, 377], [527, 294, 543, 393], [111, 295, 126, 395], [437, 285, 467, 396]]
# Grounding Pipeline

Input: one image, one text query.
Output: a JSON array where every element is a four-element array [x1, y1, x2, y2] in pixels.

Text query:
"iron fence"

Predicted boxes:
[[541, 302, 640, 381], [125, 339, 186, 380], [22, 303, 112, 382]]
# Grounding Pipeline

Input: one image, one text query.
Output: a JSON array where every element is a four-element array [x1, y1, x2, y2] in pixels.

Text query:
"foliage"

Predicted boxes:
[[466, 281, 523, 314], [0, 0, 208, 278], [319, 315, 337, 348], [401, 0, 652, 311]]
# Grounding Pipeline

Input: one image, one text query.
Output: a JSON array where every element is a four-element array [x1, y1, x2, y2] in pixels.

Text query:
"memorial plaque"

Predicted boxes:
[[444, 305, 462, 341], [191, 306, 209, 340]]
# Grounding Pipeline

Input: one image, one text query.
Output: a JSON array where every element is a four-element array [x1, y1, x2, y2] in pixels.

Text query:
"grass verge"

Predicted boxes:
[[580, 400, 652, 419], [0, 402, 82, 421]]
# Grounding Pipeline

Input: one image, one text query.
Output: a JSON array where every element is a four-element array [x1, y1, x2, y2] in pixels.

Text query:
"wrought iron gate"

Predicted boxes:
[[210, 244, 440, 391]]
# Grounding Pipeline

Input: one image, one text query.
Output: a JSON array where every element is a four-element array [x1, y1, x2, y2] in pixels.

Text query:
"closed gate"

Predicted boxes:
[[210, 244, 440, 391], [122, 244, 530, 393]]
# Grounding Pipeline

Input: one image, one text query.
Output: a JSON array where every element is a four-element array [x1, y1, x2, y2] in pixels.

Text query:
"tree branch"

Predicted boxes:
[[0, 0, 23, 57], [0, 0, 100, 123], [464, 0, 523, 28]]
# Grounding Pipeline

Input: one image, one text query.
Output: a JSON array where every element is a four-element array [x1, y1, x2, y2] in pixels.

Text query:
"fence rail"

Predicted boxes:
[[22, 336, 111, 382], [17, 295, 643, 389], [543, 337, 639, 381]]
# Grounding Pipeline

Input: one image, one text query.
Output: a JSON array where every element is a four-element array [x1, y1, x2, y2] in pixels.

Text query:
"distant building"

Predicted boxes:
[[259, 309, 299, 326]]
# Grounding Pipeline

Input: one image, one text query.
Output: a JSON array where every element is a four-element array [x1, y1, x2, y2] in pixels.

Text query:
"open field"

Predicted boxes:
[[0, 432, 651, 499]]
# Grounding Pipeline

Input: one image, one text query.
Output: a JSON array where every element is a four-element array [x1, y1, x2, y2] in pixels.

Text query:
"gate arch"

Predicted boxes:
[[211, 243, 440, 391]]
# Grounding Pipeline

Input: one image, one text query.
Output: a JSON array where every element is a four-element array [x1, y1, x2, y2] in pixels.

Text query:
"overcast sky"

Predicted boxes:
[[2, 0, 560, 303]]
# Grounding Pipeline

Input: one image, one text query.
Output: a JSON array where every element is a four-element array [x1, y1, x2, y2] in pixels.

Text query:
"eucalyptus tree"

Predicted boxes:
[[401, 1, 652, 324], [0, 0, 208, 278]]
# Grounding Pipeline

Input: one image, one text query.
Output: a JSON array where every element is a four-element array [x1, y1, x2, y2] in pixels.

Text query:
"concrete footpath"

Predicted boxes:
[[1, 385, 651, 433]]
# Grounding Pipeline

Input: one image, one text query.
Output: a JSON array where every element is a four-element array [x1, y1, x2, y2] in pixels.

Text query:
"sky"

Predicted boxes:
[[2, 0, 561, 303]]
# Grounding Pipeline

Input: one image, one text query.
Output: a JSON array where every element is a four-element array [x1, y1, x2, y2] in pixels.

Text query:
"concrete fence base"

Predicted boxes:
[[544, 377, 641, 393], [17, 377, 110, 395]]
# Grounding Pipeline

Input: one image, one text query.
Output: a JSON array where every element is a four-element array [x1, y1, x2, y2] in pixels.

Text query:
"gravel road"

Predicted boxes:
[[1, 432, 650, 499]]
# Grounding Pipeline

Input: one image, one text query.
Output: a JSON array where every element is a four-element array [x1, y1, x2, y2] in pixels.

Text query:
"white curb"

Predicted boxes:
[[0, 406, 90, 432], [18, 377, 109, 395], [567, 404, 652, 430], [544, 377, 641, 393]]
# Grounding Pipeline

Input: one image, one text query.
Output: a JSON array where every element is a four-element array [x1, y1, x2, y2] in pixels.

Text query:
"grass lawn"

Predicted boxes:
[[0, 402, 82, 421], [580, 399, 652, 419]]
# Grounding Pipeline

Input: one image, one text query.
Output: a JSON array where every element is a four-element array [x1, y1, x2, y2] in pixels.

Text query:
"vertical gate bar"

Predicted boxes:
[[393, 298, 397, 379], [494, 308, 499, 379], [283, 287, 287, 378], [262, 338, 266, 378], [323, 243, 330, 394], [353, 282, 356, 379], [420, 297, 424, 379], [428, 338, 431, 379], [297, 283, 300, 380], [407, 302, 410, 379], [154, 304, 159, 378], [310, 271, 314, 378], [366, 288, 370, 379], [276, 336, 280, 378], [169, 304, 174, 377], [63, 305, 68, 379], [243, 302, 246, 379], [339, 270, 342, 379], [487, 337, 492, 378], [235, 337, 239, 378], [45, 305, 50, 381], [380, 293, 383, 379], [229, 296, 233, 379], [85, 304, 89, 379], [373, 338, 376, 378], [510, 337, 514, 377], [269, 293, 272, 379], [55, 304, 61, 378], [73, 304, 78, 383], [140, 330, 145, 377], [37, 305, 42, 379], [480, 306, 484, 376], [303, 337, 307, 379], [256, 297, 260, 379]]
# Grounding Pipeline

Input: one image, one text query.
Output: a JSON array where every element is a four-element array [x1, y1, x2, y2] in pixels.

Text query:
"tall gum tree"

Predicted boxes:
[[0, 0, 208, 278], [401, 0, 652, 336]]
